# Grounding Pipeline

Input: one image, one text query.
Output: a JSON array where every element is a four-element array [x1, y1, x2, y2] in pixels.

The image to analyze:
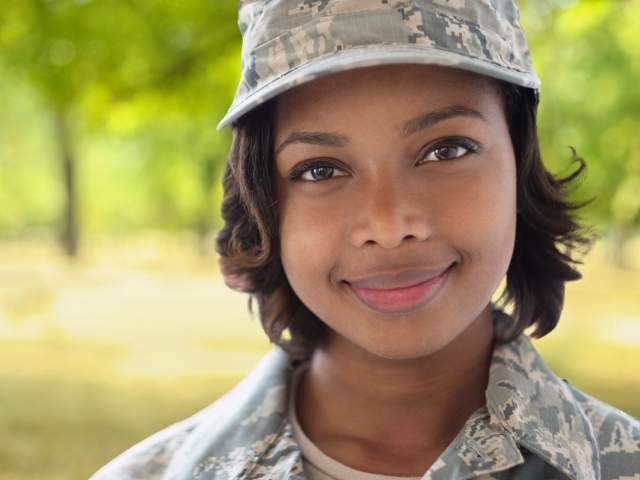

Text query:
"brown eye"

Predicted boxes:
[[419, 137, 481, 163], [306, 166, 335, 181], [289, 161, 349, 182], [432, 146, 467, 161]]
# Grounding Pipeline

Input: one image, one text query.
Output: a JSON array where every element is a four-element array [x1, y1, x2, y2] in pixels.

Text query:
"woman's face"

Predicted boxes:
[[274, 64, 517, 360]]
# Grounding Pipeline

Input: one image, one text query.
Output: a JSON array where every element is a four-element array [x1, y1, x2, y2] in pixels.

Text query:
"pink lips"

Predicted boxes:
[[346, 264, 454, 314]]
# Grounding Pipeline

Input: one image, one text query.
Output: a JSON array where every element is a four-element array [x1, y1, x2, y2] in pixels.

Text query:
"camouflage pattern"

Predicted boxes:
[[217, 0, 541, 129], [90, 314, 640, 480]]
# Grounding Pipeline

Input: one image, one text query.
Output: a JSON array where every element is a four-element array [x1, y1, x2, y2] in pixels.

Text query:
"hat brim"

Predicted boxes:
[[216, 45, 541, 130]]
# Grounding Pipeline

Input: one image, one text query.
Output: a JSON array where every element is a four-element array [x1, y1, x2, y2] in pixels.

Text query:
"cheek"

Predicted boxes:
[[443, 156, 517, 277], [278, 193, 343, 293]]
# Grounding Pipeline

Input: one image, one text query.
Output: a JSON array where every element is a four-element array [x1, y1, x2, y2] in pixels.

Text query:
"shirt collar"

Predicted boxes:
[[486, 334, 601, 480]]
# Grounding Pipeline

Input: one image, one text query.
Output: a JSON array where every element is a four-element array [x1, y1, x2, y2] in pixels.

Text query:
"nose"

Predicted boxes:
[[348, 177, 432, 249]]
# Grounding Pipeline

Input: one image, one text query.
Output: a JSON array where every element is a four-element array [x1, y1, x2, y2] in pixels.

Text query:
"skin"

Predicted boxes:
[[273, 64, 517, 475]]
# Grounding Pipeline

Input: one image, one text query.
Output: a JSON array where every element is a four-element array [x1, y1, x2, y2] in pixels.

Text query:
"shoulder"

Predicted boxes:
[[568, 383, 640, 479], [89, 347, 295, 480], [89, 410, 202, 480], [489, 334, 639, 480]]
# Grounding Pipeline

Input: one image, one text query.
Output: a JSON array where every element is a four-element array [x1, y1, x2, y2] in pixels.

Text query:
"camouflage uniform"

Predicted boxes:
[[90, 323, 640, 480], [217, 0, 541, 129]]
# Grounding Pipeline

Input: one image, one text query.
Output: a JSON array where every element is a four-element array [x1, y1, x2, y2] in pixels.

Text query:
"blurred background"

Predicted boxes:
[[0, 1, 639, 479]]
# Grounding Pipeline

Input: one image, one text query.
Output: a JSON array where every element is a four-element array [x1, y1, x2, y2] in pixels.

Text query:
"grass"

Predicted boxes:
[[0, 338, 262, 480], [0, 234, 638, 479], [0, 365, 239, 479]]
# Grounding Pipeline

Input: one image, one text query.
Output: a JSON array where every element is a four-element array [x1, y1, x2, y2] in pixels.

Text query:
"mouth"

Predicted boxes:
[[345, 263, 455, 315]]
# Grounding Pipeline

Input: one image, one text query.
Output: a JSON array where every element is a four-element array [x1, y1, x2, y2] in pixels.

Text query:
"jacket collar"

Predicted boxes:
[[486, 335, 601, 480], [167, 331, 600, 480], [165, 347, 303, 480]]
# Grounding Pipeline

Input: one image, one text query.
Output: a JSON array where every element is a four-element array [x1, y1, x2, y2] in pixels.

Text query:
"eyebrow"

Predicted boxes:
[[274, 105, 487, 155], [275, 131, 349, 156], [401, 105, 487, 136]]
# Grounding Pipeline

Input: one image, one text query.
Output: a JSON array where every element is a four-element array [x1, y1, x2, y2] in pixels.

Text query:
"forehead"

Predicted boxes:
[[274, 64, 502, 132]]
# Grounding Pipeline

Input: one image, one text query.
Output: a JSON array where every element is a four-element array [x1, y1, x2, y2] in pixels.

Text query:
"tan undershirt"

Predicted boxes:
[[288, 363, 426, 480]]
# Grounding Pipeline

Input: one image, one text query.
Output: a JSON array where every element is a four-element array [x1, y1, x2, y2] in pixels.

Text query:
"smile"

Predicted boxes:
[[346, 263, 455, 314]]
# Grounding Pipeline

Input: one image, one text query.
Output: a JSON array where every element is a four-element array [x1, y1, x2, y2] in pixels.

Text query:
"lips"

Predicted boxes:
[[345, 263, 455, 314], [347, 264, 454, 290]]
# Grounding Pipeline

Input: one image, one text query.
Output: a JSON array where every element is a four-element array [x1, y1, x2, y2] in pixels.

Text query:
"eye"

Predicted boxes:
[[288, 161, 349, 182], [419, 137, 480, 163]]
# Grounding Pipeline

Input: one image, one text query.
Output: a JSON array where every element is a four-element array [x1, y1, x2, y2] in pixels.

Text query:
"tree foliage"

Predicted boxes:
[[0, 0, 638, 254], [522, 0, 640, 233]]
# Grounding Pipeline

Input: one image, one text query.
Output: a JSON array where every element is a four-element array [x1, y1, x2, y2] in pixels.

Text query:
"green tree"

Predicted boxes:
[[522, 0, 640, 265], [0, 0, 239, 255]]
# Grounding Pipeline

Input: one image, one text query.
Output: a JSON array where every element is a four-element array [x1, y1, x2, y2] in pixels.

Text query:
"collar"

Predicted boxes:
[[486, 335, 601, 480], [165, 346, 304, 480], [166, 333, 600, 480]]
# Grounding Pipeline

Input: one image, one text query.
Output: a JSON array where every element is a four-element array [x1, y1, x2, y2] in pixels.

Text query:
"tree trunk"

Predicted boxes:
[[53, 107, 79, 258]]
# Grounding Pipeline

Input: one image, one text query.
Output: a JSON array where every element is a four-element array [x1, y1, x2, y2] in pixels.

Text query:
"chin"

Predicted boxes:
[[355, 323, 460, 361], [359, 341, 446, 361], [367, 346, 436, 361]]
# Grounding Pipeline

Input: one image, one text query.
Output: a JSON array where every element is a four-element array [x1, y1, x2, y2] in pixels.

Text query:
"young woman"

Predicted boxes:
[[92, 1, 640, 479]]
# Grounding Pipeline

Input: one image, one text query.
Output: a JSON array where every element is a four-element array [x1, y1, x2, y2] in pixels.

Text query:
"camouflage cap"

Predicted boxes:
[[217, 0, 540, 130]]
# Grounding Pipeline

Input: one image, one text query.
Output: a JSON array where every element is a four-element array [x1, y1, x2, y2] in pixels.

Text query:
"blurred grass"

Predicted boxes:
[[0, 346, 239, 480], [0, 234, 638, 480]]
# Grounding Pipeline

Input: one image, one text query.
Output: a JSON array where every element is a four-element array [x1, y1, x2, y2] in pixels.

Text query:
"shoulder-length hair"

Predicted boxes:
[[215, 80, 596, 360]]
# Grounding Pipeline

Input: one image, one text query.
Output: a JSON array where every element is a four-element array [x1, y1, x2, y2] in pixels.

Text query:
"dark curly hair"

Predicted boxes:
[[215, 79, 596, 361]]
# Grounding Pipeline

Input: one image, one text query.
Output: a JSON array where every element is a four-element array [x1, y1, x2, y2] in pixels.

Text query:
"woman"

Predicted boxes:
[[92, 1, 640, 479]]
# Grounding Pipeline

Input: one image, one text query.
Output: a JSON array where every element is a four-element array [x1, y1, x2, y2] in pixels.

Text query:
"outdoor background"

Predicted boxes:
[[1, 1, 639, 479]]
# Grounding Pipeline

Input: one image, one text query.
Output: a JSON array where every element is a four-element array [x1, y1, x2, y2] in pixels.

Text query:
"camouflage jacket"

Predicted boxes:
[[91, 335, 640, 480]]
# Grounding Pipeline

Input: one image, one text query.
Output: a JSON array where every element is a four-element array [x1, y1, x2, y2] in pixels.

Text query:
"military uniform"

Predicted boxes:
[[90, 329, 639, 480]]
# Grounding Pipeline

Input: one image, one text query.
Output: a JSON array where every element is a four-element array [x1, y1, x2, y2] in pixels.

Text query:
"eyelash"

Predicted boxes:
[[287, 137, 481, 183]]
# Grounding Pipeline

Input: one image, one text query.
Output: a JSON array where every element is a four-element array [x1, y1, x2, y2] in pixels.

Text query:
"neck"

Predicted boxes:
[[296, 305, 495, 472]]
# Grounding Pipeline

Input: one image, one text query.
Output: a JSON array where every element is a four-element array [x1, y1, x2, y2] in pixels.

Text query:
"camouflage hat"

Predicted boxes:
[[217, 0, 540, 130]]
